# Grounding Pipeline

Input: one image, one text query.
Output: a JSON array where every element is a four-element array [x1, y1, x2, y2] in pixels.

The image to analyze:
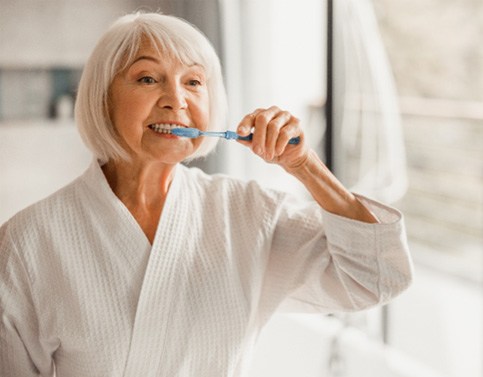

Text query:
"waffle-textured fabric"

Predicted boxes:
[[0, 160, 413, 377]]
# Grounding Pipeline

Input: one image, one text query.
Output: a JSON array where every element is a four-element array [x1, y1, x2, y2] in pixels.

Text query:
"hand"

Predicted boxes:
[[237, 107, 377, 222], [236, 106, 310, 171]]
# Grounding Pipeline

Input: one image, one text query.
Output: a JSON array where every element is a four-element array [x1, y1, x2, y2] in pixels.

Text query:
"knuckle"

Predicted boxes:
[[253, 144, 264, 155], [251, 109, 264, 118], [267, 119, 281, 130], [279, 127, 291, 137], [255, 112, 270, 124]]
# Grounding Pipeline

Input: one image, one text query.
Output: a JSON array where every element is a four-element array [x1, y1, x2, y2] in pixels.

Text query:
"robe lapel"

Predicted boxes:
[[122, 166, 188, 377]]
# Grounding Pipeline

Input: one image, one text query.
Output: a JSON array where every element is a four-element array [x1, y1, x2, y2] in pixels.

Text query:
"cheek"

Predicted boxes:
[[112, 93, 142, 120], [200, 110, 210, 130], [193, 98, 211, 130], [110, 92, 150, 136]]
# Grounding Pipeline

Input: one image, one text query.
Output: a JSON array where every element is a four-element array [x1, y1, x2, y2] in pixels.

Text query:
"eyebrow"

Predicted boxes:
[[132, 55, 161, 65]]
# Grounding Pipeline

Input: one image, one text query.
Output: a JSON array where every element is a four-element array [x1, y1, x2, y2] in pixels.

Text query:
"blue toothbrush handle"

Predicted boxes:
[[226, 131, 300, 145]]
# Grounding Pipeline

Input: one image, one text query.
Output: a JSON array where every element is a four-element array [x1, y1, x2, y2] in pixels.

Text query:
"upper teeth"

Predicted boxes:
[[149, 123, 182, 134]]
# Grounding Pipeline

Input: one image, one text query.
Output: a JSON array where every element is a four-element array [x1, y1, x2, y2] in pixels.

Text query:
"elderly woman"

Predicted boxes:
[[0, 12, 412, 377]]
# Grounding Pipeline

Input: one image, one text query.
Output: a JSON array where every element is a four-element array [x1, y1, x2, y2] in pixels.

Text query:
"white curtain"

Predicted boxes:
[[334, 0, 408, 203]]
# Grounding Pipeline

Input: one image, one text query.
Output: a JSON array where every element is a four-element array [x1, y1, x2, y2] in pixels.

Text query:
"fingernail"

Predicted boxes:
[[238, 126, 249, 134]]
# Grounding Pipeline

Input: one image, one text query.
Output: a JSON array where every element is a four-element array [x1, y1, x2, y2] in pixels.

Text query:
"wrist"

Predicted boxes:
[[282, 148, 315, 176]]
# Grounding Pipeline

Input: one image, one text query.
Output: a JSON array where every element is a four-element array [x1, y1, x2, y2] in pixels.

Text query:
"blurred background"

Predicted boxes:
[[0, 0, 481, 376]]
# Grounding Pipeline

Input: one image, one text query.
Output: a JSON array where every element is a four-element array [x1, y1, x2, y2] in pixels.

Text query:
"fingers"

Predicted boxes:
[[274, 117, 300, 156], [237, 108, 263, 136], [264, 110, 292, 159], [237, 106, 301, 160]]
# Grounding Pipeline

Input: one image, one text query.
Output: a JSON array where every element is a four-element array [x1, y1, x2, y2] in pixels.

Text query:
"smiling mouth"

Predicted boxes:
[[148, 123, 186, 134]]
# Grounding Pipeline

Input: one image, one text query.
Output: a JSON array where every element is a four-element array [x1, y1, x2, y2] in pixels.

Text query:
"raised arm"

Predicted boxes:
[[236, 106, 378, 223]]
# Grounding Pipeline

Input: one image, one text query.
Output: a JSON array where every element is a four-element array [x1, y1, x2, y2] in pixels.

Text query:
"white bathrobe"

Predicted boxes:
[[0, 160, 413, 377]]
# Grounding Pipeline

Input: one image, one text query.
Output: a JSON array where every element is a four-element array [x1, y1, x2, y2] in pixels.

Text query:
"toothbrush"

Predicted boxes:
[[170, 127, 300, 144]]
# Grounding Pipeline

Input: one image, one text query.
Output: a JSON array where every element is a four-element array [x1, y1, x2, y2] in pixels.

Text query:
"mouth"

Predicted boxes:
[[148, 123, 187, 135]]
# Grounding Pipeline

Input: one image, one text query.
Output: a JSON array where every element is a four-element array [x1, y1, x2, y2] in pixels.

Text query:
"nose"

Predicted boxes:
[[157, 82, 187, 111]]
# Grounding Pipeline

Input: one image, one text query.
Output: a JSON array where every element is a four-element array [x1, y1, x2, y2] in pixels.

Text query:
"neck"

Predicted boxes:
[[101, 159, 176, 244], [102, 159, 176, 205]]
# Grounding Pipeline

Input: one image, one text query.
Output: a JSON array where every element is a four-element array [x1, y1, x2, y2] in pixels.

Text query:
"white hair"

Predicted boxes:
[[75, 12, 227, 162]]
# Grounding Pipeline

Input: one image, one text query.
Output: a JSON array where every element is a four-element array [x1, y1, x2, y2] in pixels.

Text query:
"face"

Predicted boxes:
[[108, 39, 210, 165]]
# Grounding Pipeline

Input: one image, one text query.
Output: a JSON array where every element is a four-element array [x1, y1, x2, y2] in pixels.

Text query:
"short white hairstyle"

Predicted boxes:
[[75, 12, 227, 162]]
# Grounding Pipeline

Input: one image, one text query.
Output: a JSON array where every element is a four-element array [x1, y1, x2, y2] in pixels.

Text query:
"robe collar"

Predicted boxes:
[[81, 158, 184, 249]]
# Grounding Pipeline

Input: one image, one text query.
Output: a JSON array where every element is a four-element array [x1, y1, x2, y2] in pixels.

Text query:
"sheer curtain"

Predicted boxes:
[[333, 0, 407, 203]]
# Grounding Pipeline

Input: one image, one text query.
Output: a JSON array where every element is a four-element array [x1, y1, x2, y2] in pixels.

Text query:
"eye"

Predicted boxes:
[[187, 79, 202, 87], [138, 76, 157, 84]]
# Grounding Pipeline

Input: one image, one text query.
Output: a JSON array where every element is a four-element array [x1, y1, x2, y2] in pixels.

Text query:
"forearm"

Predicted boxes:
[[284, 149, 379, 223]]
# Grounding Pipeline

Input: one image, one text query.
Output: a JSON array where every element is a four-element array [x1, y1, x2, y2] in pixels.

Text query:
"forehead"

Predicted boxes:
[[130, 34, 202, 68], [136, 36, 161, 56], [123, 41, 207, 82], [127, 37, 166, 67]]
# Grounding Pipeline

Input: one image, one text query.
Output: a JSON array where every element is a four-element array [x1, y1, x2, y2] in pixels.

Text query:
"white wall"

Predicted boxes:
[[221, 0, 326, 195], [0, 0, 133, 68], [0, 122, 91, 224]]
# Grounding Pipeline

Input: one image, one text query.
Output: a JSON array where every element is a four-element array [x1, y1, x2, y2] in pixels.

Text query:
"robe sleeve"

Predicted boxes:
[[0, 223, 55, 377], [257, 192, 414, 319]]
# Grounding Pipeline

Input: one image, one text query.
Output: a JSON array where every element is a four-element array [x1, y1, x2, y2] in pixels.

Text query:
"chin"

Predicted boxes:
[[153, 151, 194, 165]]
